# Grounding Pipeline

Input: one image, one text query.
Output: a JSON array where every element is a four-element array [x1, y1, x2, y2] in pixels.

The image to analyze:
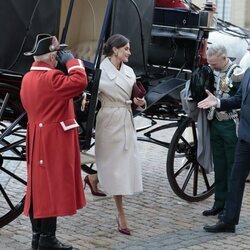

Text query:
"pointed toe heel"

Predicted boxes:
[[116, 216, 131, 235], [84, 175, 106, 197]]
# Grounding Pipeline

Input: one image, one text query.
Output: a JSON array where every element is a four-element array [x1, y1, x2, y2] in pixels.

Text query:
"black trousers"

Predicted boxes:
[[210, 119, 237, 209], [30, 210, 57, 235], [223, 139, 250, 225]]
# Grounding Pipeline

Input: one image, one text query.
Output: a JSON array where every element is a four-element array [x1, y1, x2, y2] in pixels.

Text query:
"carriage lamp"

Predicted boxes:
[[199, 1, 217, 30]]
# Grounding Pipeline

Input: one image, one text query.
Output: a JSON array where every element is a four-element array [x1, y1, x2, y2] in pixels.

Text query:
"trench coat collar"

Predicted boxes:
[[101, 57, 134, 96]]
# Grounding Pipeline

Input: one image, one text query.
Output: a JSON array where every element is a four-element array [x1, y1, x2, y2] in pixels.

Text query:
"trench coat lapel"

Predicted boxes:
[[102, 57, 134, 96]]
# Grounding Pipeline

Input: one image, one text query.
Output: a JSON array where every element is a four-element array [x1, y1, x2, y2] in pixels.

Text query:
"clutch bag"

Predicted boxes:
[[131, 81, 146, 110]]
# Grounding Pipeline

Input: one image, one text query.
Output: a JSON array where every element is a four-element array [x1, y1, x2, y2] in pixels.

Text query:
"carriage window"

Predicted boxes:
[[59, 0, 109, 66]]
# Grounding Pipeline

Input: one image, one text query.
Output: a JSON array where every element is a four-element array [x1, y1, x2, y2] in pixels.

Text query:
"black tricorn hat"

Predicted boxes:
[[24, 34, 68, 56]]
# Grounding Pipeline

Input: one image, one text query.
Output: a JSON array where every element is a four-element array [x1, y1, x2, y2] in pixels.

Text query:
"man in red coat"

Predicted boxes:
[[20, 34, 88, 250]]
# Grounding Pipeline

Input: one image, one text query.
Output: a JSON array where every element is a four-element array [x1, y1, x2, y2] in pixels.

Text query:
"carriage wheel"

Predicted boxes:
[[167, 117, 214, 202], [0, 83, 27, 227]]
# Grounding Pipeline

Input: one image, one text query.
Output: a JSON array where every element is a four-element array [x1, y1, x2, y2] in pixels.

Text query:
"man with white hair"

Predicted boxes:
[[21, 34, 88, 249], [202, 44, 241, 219]]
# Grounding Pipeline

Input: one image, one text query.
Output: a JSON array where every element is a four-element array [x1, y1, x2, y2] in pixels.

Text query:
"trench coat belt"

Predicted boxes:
[[102, 100, 132, 109], [102, 100, 132, 150]]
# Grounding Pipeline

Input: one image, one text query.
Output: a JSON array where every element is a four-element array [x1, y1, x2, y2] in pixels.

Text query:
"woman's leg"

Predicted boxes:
[[84, 173, 106, 196], [114, 195, 128, 228], [87, 173, 98, 192]]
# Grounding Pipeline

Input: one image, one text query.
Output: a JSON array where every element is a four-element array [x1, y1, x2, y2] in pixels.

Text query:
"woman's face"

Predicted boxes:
[[114, 43, 131, 63]]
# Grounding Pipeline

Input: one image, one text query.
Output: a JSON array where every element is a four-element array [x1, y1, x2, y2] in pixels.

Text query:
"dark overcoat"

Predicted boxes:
[[220, 67, 250, 142]]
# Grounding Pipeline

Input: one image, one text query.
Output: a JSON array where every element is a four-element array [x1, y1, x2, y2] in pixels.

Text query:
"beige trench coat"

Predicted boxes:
[[95, 57, 143, 195]]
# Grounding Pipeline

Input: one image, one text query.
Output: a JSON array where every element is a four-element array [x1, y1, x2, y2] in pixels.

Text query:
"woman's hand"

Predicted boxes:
[[133, 97, 146, 108]]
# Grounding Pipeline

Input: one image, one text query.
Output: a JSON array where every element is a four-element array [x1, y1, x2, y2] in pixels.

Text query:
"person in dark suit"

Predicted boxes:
[[198, 67, 250, 233]]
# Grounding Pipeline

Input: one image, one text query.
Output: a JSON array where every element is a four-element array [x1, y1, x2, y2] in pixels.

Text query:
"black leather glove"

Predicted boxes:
[[57, 50, 74, 65]]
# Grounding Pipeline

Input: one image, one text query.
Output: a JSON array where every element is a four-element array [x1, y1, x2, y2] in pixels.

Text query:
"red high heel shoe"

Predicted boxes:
[[84, 175, 106, 197], [116, 216, 131, 235]]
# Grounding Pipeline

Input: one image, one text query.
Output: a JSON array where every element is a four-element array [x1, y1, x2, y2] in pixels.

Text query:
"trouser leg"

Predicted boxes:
[[210, 120, 237, 209], [40, 217, 57, 236], [29, 206, 41, 249], [223, 140, 250, 225], [212, 143, 227, 209], [211, 122, 227, 209], [30, 212, 41, 234]]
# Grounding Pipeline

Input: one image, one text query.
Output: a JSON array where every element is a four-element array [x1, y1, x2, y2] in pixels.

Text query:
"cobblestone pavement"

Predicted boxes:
[[1, 118, 250, 250]]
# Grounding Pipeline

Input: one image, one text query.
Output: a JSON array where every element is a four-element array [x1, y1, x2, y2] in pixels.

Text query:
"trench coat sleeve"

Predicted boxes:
[[50, 59, 88, 99]]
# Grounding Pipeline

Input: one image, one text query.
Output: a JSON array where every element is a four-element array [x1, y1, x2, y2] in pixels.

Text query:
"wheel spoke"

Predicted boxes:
[[174, 158, 192, 178], [0, 112, 26, 140], [200, 166, 212, 190], [191, 122, 197, 145], [0, 93, 10, 120], [179, 136, 192, 149], [0, 184, 15, 210], [181, 163, 195, 192], [0, 166, 26, 185], [193, 163, 199, 196], [0, 138, 26, 155]]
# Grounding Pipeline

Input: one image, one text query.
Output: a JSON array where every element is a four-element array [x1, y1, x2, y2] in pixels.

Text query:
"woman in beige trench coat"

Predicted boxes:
[[85, 34, 145, 235]]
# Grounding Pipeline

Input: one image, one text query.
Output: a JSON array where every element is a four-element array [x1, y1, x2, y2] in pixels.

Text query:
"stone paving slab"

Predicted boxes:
[[1, 118, 250, 250]]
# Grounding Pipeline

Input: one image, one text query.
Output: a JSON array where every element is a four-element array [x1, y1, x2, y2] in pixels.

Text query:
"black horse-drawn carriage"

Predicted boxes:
[[0, 0, 227, 227]]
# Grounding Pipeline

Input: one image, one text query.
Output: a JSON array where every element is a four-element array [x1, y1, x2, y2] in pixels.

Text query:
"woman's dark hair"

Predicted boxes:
[[103, 34, 129, 57]]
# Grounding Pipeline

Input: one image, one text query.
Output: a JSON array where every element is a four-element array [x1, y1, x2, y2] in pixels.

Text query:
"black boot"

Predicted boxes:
[[30, 214, 41, 250], [203, 220, 235, 233], [32, 232, 40, 250], [202, 206, 223, 216], [38, 234, 72, 250], [38, 217, 72, 250]]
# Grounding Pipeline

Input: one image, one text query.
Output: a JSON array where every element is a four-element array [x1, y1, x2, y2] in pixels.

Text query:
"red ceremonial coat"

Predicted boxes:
[[20, 59, 88, 218]]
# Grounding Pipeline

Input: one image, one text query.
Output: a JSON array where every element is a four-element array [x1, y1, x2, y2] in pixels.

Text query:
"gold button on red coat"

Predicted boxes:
[[39, 123, 43, 128], [39, 160, 44, 165]]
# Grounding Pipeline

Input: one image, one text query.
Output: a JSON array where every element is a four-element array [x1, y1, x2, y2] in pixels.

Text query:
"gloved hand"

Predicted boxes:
[[57, 50, 74, 65]]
